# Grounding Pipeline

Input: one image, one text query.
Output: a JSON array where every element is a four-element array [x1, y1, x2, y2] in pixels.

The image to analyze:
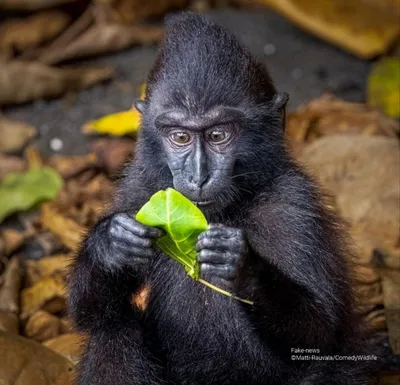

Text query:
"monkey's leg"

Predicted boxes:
[[78, 324, 165, 385]]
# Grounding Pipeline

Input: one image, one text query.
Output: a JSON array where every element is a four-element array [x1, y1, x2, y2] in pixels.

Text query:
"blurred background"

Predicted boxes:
[[0, 1, 399, 384]]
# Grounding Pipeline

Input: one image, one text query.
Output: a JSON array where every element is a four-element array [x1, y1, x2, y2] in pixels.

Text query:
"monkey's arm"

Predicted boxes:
[[68, 215, 165, 385], [242, 173, 351, 348]]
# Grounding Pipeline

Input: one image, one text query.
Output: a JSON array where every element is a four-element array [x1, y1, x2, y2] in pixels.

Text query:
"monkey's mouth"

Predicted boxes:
[[193, 200, 213, 207]]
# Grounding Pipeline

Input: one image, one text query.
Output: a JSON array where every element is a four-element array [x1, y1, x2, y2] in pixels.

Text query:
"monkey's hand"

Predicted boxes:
[[196, 224, 246, 282], [96, 213, 163, 271]]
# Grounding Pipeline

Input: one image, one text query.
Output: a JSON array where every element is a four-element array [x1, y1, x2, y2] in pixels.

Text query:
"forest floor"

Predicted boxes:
[[4, 7, 370, 156]]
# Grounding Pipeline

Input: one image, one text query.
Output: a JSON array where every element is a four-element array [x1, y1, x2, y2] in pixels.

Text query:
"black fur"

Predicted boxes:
[[69, 13, 374, 385]]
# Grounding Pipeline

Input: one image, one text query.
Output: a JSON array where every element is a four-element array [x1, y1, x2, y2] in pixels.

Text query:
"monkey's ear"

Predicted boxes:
[[134, 100, 147, 114], [272, 92, 289, 111]]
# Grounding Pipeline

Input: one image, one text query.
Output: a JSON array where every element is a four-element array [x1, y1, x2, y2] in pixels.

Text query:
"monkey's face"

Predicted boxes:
[[153, 106, 244, 211]]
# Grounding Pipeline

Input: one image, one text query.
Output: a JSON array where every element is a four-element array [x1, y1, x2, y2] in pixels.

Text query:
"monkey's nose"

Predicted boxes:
[[188, 174, 209, 190]]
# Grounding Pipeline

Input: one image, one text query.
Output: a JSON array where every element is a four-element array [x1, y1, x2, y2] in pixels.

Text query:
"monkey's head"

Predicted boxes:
[[135, 13, 288, 213]]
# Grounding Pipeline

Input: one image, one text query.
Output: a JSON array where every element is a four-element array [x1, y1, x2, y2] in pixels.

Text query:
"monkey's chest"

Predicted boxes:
[[146, 267, 270, 384]]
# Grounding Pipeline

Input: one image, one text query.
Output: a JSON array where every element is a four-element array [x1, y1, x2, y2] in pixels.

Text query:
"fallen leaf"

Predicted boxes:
[[89, 137, 135, 175], [286, 94, 399, 149], [379, 269, 400, 354], [21, 277, 66, 319], [355, 282, 382, 303], [60, 317, 73, 334], [0, 0, 78, 10], [366, 308, 387, 330], [379, 374, 400, 385], [0, 154, 26, 180], [82, 108, 141, 136], [254, 0, 400, 58], [0, 228, 26, 256], [111, 0, 189, 22], [0, 60, 113, 106], [0, 312, 19, 334], [301, 135, 400, 264], [48, 153, 99, 179], [75, 174, 113, 200], [0, 167, 63, 223], [39, 22, 163, 65], [0, 256, 21, 314], [25, 254, 72, 286], [25, 310, 62, 342], [41, 203, 85, 250], [353, 265, 380, 284], [368, 58, 400, 119], [0, 331, 75, 385], [43, 333, 85, 363], [0, 116, 37, 154], [0, 11, 70, 56]]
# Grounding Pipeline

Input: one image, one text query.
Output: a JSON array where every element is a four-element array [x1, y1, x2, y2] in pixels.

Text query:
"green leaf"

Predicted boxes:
[[136, 188, 208, 278], [136, 188, 254, 305], [0, 167, 63, 223], [368, 57, 400, 119]]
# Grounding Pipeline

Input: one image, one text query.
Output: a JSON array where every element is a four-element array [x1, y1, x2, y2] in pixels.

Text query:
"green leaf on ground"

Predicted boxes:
[[0, 167, 63, 223], [368, 57, 400, 119]]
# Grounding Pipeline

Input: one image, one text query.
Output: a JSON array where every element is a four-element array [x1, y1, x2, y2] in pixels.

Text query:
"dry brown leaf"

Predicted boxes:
[[39, 22, 163, 65], [0, 256, 21, 314], [0, 228, 26, 256], [353, 264, 380, 284], [0, 0, 78, 10], [0, 154, 26, 180], [24, 231, 65, 261], [0, 311, 19, 334], [48, 153, 99, 179], [379, 374, 400, 385], [41, 203, 86, 251], [59, 317, 73, 334], [355, 282, 382, 302], [25, 310, 62, 342], [43, 333, 85, 363], [0, 60, 113, 106], [379, 269, 400, 354], [25, 254, 73, 286], [78, 174, 113, 200], [0, 116, 37, 153], [0, 331, 75, 385], [301, 135, 400, 264], [286, 94, 399, 149], [0, 11, 70, 56], [111, 0, 189, 22], [365, 308, 387, 330], [21, 277, 66, 319], [89, 137, 135, 176], [254, 0, 400, 58]]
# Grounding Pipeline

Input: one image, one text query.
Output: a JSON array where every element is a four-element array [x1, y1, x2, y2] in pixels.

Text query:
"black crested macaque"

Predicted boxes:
[[69, 13, 373, 385]]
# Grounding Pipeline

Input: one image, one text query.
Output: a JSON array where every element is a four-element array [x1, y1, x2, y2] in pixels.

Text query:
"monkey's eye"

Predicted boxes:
[[170, 132, 191, 145], [208, 130, 228, 143]]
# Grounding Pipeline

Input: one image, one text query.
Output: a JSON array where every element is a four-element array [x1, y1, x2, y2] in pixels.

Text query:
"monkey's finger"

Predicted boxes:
[[198, 225, 242, 240], [196, 236, 243, 252], [200, 263, 238, 280], [110, 226, 154, 248], [113, 214, 163, 239], [197, 250, 239, 265]]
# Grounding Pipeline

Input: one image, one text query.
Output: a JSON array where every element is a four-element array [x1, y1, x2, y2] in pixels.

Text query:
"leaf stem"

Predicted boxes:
[[198, 279, 254, 305]]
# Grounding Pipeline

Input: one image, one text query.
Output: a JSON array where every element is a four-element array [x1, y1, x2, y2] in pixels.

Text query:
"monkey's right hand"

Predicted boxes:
[[95, 213, 164, 271]]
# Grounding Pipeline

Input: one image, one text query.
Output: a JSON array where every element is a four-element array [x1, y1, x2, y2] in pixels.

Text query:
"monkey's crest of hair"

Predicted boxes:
[[146, 13, 277, 114]]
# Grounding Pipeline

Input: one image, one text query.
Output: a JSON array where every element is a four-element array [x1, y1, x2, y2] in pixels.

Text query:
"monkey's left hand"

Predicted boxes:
[[196, 224, 247, 282]]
